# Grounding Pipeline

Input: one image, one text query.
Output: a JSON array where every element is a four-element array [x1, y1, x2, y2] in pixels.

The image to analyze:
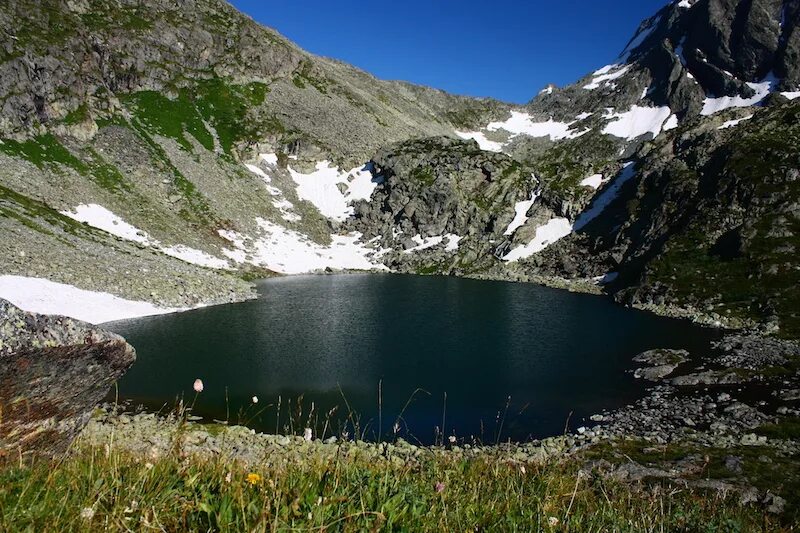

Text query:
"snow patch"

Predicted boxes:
[[584, 65, 630, 90], [444, 234, 463, 252], [503, 164, 638, 262], [602, 106, 673, 140], [219, 219, 387, 275], [288, 161, 377, 222], [61, 204, 153, 245], [580, 174, 605, 190], [403, 234, 445, 254], [486, 111, 582, 142], [161, 246, 231, 269], [60, 204, 231, 269], [663, 114, 679, 131], [504, 191, 539, 236], [574, 163, 636, 230], [717, 114, 754, 129], [502, 218, 573, 262], [0, 275, 182, 324], [454, 131, 503, 152], [701, 75, 776, 115]]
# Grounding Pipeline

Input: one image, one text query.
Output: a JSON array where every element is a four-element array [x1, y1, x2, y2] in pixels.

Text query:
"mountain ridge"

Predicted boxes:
[[0, 0, 798, 336]]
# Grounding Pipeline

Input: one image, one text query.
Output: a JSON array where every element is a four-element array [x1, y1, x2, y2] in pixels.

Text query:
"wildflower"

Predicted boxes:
[[303, 428, 313, 441], [252, 395, 259, 404], [548, 516, 559, 527], [520, 465, 526, 475], [193, 379, 204, 393], [246, 473, 262, 485], [80, 507, 95, 520], [448, 435, 456, 444], [434, 481, 445, 493], [225, 472, 232, 483]]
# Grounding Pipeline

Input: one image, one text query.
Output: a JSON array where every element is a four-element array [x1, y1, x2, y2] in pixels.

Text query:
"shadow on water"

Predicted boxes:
[[105, 274, 721, 444]]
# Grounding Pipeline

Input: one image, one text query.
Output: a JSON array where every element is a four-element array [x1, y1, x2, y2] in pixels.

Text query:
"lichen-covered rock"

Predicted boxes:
[[0, 299, 136, 457], [348, 136, 537, 275]]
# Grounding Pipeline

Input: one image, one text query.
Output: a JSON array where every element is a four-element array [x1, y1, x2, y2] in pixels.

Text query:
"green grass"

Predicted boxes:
[[0, 440, 779, 532], [757, 417, 800, 440], [0, 134, 130, 193], [410, 167, 436, 186], [580, 437, 800, 523], [122, 79, 277, 156]]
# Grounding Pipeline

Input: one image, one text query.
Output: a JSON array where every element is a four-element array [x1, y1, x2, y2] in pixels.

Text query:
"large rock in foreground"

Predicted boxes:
[[0, 299, 136, 457]]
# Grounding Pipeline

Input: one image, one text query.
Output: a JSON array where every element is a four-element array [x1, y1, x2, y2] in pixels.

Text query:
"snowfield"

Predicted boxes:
[[60, 204, 232, 270], [580, 174, 605, 190], [602, 106, 673, 140], [0, 275, 182, 324], [583, 65, 630, 90], [454, 131, 504, 152], [219, 219, 388, 275], [503, 218, 573, 262], [288, 160, 377, 222], [504, 191, 540, 235], [718, 115, 754, 129], [61, 204, 153, 245], [486, 111, 581, 142]]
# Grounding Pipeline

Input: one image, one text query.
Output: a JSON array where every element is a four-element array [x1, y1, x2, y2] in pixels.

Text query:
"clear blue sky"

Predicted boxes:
[[229, 0, 668, 104]]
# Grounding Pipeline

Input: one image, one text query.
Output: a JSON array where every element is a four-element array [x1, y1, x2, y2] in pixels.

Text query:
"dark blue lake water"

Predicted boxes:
[[107, 274, 719, 444]]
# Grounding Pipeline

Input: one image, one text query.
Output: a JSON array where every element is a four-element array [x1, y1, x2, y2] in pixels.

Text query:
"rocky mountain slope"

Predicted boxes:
[[0, 0, 798, 335]]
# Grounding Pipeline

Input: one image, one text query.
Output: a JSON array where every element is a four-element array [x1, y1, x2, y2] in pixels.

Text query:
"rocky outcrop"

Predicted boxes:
[[0, 299, 136, 457], [349, 137, 537, 274], [527, 100, 800, 336]]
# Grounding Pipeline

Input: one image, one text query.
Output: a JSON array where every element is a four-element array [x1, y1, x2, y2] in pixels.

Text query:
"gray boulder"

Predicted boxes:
[[0, 299, 136, 457]]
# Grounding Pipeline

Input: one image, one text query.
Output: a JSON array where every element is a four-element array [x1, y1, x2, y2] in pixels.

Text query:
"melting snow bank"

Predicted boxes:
[[456, 111, 590, 153], [454, 131, 503, 152], [583, 65, 630, 90], [718, 115, 754, 129], [219, 219, 389, 275], [701, 74, 800, 116], [602, 106, 673, 140], [502, 218, 573, 261], [288, 161, 377, 222], [0, 276, 182, 324], [60, 204, 231, 270], [402, 234, 462, 254], [504, 192, 540, 235], [504, 164, 636, 262]]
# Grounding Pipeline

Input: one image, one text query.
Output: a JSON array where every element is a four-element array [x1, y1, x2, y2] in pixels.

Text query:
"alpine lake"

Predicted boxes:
[[106, 274, 720, 444]]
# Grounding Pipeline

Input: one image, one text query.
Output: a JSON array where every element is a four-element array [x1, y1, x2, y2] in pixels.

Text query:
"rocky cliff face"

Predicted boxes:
[[348, 137, 537, 274], [529, 99, 800, 336], [0, 299, 136, 456]]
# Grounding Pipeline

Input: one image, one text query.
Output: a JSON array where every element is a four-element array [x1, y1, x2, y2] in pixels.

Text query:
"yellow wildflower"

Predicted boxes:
[[246, 473, 262, 486]]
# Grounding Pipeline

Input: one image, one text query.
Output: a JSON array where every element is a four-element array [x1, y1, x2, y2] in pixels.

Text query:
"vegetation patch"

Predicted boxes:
[[0, 439, 780, 532]]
